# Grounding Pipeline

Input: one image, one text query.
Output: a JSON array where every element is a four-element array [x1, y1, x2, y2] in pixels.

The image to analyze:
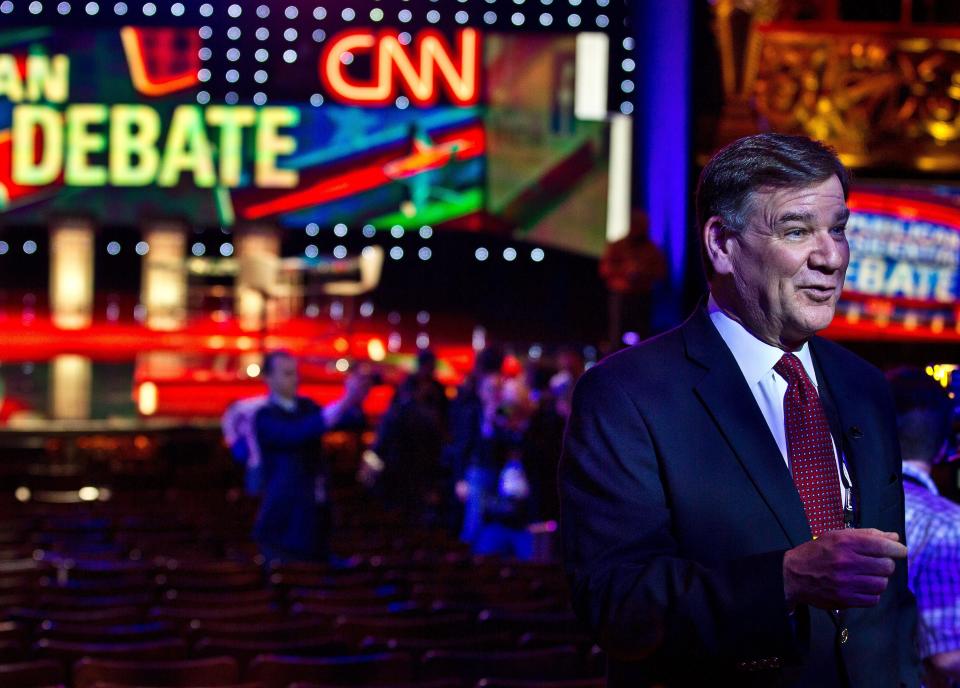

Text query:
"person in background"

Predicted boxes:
[[469, 369, 534, 559], [221, 393, 269, 495], [373, 349, 449, 524], [522, 359, 566, 523], [549, 347, 583, 418], [888, 367, 960, 688], [444, 346, 504, 536], [253, 350, 370, 564]]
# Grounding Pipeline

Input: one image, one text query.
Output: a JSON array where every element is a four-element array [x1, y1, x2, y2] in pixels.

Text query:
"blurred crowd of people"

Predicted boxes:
[[370, 346, 584, 560], [222, 345, 585, 565]]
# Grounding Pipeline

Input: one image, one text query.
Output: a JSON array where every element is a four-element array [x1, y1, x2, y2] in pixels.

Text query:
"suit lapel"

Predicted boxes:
[[683, 307, 812, 548]]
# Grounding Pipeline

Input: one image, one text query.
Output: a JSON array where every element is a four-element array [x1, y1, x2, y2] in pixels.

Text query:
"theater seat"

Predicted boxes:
[[332, 614, 476, 644], [38, 621, 178, 644], [245, 652, 414, 688], [476, 610, 582, 636], [10, 606, 144, 625], [34, 638, 188, 664], [188, 618, 332, 642], [421, 646, 587, 682], [73, 656, 240, 688], [361, 631, 516, 657], [148, 604, 281, 627], [286, 682, 459, 688], [476, 680, 606, 688], [0, 639, 26, 662], [0, 621, 28, 645], [89, 684, 262, 688], [517, 631, 596, 653], [0, 659, 66, 688], [193, 637, 351, 667]]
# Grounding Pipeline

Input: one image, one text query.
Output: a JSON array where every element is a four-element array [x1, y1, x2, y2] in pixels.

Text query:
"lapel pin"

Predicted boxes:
[[848, 425, 863, 439]]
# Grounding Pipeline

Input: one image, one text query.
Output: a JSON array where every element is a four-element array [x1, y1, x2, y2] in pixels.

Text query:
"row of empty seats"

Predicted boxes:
[[0, 472, 602, 687]]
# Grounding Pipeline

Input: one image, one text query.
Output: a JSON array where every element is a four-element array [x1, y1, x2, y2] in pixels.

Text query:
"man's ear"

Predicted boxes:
[[704, 216, 735, 276]]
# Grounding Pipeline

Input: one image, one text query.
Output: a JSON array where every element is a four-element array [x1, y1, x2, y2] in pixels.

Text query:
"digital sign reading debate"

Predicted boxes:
[[0, 53, 300, 189]]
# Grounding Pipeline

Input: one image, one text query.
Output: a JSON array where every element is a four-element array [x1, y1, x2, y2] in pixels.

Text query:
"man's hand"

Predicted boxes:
[[323, 371, 374, 428], [783, 528, 907, 610], [342, 371, 373, 407]]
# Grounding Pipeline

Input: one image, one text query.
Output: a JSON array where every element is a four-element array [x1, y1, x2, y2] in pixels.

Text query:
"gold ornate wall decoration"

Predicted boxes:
[[710, 0, 960, 170]]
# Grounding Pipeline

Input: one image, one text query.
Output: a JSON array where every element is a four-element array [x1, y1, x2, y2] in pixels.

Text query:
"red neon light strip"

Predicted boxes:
[[848, 191, 960, 231], [239, 124, 485, 220], [824, 318, 960, 342], [120, 27, 201, 96], [840, 289, 958, 312]]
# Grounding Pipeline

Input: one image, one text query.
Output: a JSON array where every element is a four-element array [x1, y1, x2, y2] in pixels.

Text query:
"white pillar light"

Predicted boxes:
[[234, 225, 281, 332], [606, 113, 633, 243], [140, 222, 187, 331], [50, 354, 92, 419], [50, 220, 95, 329], [574, 32, 609, 122]]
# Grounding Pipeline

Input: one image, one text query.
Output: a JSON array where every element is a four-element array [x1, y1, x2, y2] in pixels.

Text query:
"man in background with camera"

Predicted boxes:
[[251, 350, 371, 564]]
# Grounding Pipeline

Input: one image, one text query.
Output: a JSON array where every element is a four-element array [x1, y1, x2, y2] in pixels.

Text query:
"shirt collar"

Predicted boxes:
[[901, 460, 940, 495], [707, 293, 819, 389], [269, 393, 298, 412]]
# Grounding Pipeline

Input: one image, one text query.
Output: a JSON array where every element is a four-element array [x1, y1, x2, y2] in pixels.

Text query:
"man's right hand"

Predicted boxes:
[[783, 528, 907, 609], [343, 371, 373, 407]]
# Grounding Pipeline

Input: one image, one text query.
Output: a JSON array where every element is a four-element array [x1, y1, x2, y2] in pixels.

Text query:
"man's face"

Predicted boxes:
[[266, 355, 299, 399], [721, 175, 850, 349]]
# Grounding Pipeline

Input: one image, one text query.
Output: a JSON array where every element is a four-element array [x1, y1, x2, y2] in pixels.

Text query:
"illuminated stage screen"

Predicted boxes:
[[827, 185, 960, 341], [0, 24, 610, 256]]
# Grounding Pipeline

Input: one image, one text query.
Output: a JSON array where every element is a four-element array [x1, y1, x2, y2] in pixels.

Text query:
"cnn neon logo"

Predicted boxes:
[[320, 28, 480, 107]]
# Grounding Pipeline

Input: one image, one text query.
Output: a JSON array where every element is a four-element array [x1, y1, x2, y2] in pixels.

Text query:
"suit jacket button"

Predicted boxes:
[[840, 627, 849, 644]]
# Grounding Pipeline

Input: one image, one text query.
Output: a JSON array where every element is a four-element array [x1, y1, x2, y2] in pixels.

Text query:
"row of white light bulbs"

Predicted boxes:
[[476, 246, 546, 262], [304, 223, 547, 262], [200, 27, 633, 51], [0, 239, 547, 262], [196, 35, 635, 112], [1, 1, 621, 20], [0, 1, 176, 15], [302, 244, 548, 263], [0, 2, 628, 43], [200, 92, 634, 114], [195, 20, 633, 59], [200, 83, 634, 113], [309, 223, 434, 239], [196, 35, 635, 73], [0, 2, 270, 16], [0, 240, 37, 255]]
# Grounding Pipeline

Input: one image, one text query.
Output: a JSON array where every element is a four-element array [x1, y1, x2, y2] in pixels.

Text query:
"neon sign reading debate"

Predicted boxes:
[[844, 192, 960, 305], [0, 53, 300, 189], [320, 28, 480, 106], [845, 214, 959, 302]]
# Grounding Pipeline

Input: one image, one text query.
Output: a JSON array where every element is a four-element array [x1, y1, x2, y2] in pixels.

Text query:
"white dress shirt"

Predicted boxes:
[[707, 294, 848, 494]]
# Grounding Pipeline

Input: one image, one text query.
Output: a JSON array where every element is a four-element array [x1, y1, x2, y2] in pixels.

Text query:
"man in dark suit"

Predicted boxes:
[[560, 134, 919, 687], [253, 350, 370, 563]]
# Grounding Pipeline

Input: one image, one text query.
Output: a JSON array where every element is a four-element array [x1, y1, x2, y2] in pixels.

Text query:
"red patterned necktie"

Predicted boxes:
[[773, 353, 845, 538]]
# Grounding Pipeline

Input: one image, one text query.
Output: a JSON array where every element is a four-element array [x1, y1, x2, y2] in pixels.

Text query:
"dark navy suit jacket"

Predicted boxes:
[[253, 397, 328, 561], [560, 305, 919, 687]]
